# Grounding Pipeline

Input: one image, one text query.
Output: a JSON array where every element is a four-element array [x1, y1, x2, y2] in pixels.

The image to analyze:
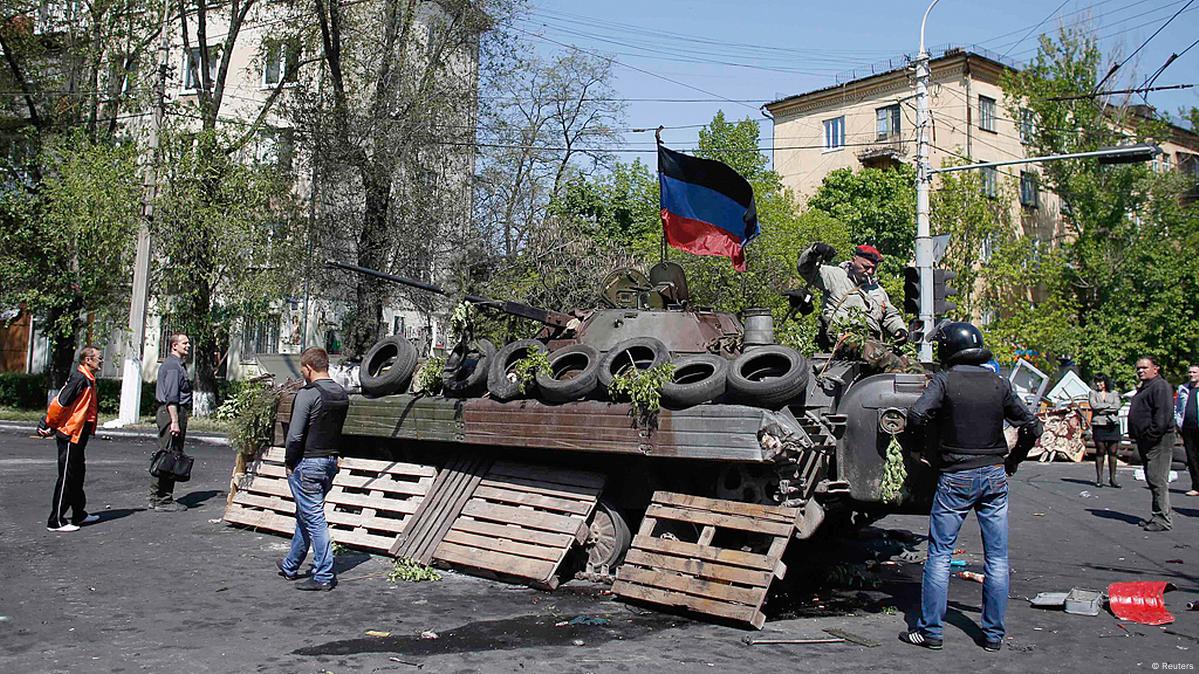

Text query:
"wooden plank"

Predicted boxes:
[[327, 490, 422, 513], [241, 477, 293, 500], [634, 536, 784, 576], [223, 506, 294, 534], [441, 529, 562, 562], [340, 457, 437, 477], [459, 501, 585, 535], [410, 455, 489, 562], [334, 474, 431, 497], [325, 510, 411, 533], [623, 549, 773, 588], [471, 485, 595, 515], [477, 476, 599, 502], [653, 492, 799, 524], [449, 517, 575, 548], [330, 529, 398, 551], [232, 492, 294, 515], [644, 504, 792, 537], [487, 462, 606, 490], [434, 542, 558, 583], [254, 463, 289, 478], [615, 566, 763, 606], [611, 580, 765, 629]]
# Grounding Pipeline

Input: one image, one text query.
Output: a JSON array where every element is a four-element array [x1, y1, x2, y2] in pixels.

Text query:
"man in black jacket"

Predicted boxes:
[[1128, 356, 1175, 532], [277, 347, 350, 591], [901, 323, 1042, 653]]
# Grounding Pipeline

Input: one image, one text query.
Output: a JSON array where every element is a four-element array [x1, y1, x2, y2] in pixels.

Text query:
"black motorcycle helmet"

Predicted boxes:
[[935, 321, 993, 366]]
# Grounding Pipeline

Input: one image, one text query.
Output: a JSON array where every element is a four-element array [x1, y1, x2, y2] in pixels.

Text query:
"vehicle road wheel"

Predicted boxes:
[[535, 344, 601, 403], [487, 339, 549, 401], [441, 339, 496, 397], [584, 499, 631, 574], [660, 353, 729, 408], [597, 337, 672, 390], [726, 345, 809, 409], [359, 336, 418, 397]]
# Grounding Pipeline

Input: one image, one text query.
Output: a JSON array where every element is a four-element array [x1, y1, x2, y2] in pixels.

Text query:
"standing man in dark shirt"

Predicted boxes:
[[1129, 356, 1176, 531], [277, 347, 350, 591], [151, 333, 192, 512], [901, 323, 1042, 653], [39, 346, 104, 532], [1175, 364, 1199, 498]]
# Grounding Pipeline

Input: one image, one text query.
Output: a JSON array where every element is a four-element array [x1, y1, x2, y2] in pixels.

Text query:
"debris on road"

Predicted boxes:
[[742, 628, 878, 648], [365, 630, 391, 638], [419, 630, 439, 640], [1108, 581, 1175, 626], [556, 616, 611, 627], [955, 571, 985, 583]]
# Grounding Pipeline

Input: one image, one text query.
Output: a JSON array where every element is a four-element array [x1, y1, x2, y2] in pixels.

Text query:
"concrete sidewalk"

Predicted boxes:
[[0, 420, 229, 446]]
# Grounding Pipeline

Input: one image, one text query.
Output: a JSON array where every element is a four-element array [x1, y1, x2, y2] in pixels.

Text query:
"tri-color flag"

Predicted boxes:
[[657, 145, 759, 271]]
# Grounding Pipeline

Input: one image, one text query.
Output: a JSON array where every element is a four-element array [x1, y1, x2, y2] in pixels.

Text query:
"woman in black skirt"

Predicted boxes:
[[1089, 374, 1123, 488]]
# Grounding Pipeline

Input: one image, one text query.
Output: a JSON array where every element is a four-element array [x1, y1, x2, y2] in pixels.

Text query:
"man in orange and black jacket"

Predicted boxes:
[[38, 346, 104, 532]]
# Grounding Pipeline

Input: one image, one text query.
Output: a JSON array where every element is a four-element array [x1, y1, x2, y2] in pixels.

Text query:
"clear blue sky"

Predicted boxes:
[[518, 0, 1199, 160]]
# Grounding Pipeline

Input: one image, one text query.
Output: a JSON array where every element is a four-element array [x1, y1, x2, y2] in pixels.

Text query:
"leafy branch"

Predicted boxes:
[[607, 362, 676, 428], [510, 349, 551, 394]]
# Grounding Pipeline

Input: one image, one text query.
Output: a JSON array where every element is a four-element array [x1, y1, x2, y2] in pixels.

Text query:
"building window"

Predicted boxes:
[[182, 46, 221, 92], [158, 319, 181, 361], [262, 38, 299, 87], [1019, 108, 1036, 144], [254, 127, 295, 172], [982, 166, 998, 198], [1020, 171, 1038, 208], [392, 316, 405, 337], [823, 116, 845, 151], [875, 104, 900, 140], [980, 233, 995, 263], [979, 95, 996, 132], [241, 316, 279, 361]]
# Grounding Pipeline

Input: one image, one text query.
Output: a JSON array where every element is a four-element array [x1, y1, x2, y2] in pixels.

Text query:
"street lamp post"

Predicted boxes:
[[914, 0, 940, 362]]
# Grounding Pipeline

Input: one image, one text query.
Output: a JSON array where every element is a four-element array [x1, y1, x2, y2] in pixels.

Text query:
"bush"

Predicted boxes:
[[95, 379, 157, 416], [0, 373, 49, 409]]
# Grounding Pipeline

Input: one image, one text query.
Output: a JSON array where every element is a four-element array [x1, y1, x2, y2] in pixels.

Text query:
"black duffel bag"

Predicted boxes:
[[149, 450, 194, 482]]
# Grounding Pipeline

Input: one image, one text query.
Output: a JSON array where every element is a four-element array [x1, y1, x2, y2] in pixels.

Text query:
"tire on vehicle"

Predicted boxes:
[[660, 353, 729, 408], [441, 338, 496, 397], [359, 336, 418, 397], [535, 344, 601, 403], [596, 336, 671, 390], [487, 339, 549, 401], [726, 345, 809, 409]]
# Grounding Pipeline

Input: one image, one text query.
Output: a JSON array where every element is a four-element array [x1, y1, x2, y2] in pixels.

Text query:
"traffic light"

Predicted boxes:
[[903, 266, 920, 315], [933, 269, 959, 316]]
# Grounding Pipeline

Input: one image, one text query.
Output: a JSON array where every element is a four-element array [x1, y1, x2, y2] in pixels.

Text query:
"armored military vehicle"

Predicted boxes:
[[320, 260, 935, 577]]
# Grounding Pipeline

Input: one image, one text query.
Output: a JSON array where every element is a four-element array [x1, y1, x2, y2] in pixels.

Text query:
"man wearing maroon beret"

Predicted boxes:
[[798, 242, 909, 367]]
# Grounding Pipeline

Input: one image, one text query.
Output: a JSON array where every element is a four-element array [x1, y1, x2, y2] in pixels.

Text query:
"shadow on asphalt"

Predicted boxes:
[[94, 507, 143, 523], [1061, 478, 1104, 487], [1085, 508, 1141, 525], [176, 490, 224, 509], [292, 612, 684, 657], [1176, 508, 1199, 518]]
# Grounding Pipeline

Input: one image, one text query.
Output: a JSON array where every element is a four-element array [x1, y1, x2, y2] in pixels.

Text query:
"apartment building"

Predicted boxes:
[[764, 47, 1199, 246], [2, 1, 479, 380]]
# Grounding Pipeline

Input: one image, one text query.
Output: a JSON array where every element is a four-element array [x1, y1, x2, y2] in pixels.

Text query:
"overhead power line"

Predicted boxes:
[[1093, 0, 1195, 93]]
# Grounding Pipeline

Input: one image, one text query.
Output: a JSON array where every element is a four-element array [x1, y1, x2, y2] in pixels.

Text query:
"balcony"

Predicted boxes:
[[857, 135, 909, 169]]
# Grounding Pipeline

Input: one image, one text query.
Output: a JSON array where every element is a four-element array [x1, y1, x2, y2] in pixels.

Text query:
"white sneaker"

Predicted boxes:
[[46, 523, 80, 533], [78, 514, 100, 525]]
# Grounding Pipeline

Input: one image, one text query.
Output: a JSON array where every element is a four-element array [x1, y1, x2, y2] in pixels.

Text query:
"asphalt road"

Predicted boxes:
[[1, 428, 1196, 674]]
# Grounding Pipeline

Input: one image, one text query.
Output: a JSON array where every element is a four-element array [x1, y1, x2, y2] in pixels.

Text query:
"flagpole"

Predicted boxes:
[[655, 126, 666, 264]]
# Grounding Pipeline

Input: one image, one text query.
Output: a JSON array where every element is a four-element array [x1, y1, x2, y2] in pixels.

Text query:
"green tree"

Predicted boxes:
[[153, 129, 301, 414], [930, 165, 1016, 319], [0, 133, 141, 385], [999, 25, 1199, 382], [807, 165, 916, 282]]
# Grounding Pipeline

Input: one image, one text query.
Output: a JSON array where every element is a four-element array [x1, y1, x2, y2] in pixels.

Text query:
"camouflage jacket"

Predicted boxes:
[[797, 244, 905, 338]]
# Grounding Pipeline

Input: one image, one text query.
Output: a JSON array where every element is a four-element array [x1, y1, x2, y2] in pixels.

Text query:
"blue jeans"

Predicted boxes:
[[282, 457, 339, 584], [917, 464, 1010, 643]]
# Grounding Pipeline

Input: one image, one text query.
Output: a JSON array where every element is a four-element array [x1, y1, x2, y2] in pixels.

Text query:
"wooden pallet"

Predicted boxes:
[[222, 447, 437, 554], [611, 492, 799, 629], [389, 452, 494, 564], [430, 461, 606, 589]]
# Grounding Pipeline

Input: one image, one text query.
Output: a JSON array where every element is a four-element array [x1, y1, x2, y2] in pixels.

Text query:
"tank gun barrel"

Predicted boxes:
[[325, 259, 572, 328]]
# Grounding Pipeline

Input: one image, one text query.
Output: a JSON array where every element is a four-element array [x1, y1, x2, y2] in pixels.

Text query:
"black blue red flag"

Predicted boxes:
[[657, 145, 759, 271]]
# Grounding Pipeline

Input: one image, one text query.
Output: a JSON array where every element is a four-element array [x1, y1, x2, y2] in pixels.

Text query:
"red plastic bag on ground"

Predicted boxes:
[[1107, 581, 1175, 626]]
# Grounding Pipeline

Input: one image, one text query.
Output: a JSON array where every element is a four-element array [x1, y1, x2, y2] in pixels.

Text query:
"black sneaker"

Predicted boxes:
[[276, 559, 303, 581], [983, 639, 1002, 652], [295, 578, 335, 592], [152, 501, 187, 512], [1143, 521, 1170, 532], [900, 631, 942, 650]]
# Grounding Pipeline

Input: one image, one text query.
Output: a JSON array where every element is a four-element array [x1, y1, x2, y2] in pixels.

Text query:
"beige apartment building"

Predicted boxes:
[[764, 48, 1199, 246]]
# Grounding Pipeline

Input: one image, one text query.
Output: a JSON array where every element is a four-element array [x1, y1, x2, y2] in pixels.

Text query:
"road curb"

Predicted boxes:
[[0, 421, 230, 446]]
